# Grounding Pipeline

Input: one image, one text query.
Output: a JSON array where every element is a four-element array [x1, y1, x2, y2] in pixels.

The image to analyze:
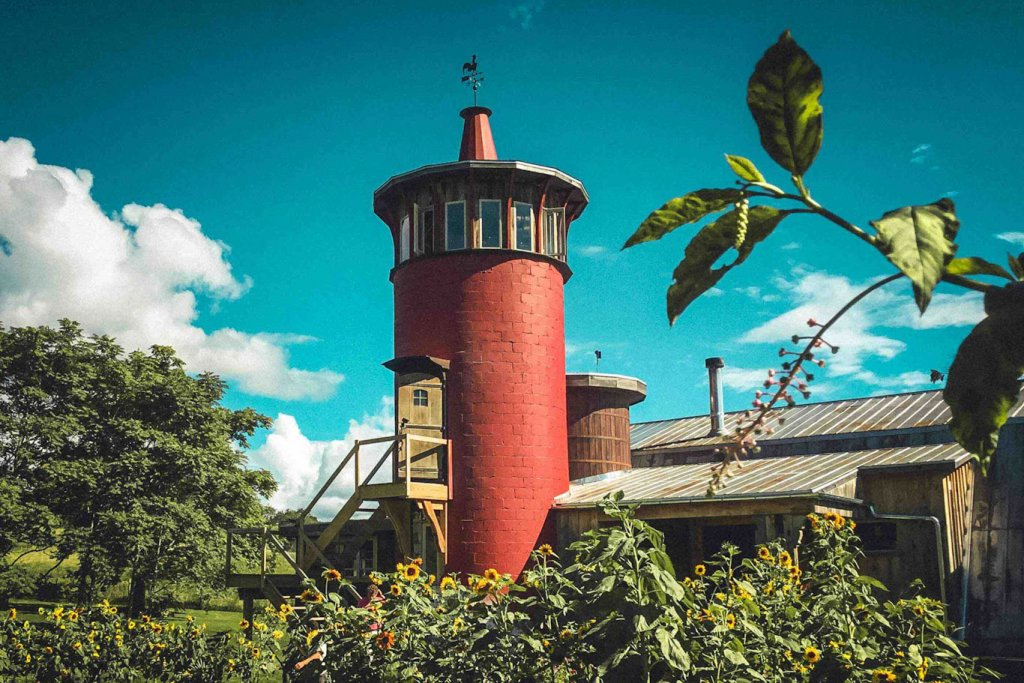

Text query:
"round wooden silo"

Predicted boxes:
[[566, 374, 647, 481]]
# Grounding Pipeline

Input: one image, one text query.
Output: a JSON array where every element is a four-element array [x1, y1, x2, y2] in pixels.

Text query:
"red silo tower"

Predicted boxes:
[[373, 106, 588, 577]]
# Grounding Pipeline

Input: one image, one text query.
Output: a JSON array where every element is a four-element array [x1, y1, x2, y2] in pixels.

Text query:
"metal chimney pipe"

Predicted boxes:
[[705, 357, 725, 436]]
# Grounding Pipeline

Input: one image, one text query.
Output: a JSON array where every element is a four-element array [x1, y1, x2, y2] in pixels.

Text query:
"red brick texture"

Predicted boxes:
[[393, 251, 568, 577]]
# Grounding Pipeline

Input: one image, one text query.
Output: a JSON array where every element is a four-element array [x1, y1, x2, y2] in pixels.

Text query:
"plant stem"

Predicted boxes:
[[710, 273, 904, 487]]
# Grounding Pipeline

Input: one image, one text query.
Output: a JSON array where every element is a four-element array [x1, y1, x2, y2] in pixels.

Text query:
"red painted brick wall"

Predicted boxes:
[[393, 251, 568, 577]]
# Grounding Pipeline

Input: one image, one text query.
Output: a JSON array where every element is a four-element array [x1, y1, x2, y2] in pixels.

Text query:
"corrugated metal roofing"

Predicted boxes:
[[631, 389, 1024, 452], [556, 442, 971, 507]]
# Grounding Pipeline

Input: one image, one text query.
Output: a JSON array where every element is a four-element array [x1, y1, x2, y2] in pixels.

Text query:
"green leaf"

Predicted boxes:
[[746, 30, 824, 177], [854, 575, 888, 591], [655, 629, 691, 672], [871, 198, 960, 312], [725, 154, 765, 183], [946, 257, 1013, 281], [1009, 253, 1024, 280], [667, 206, 789, 324], [623, 189, 743, 249], [944, 284, 1024, 470]]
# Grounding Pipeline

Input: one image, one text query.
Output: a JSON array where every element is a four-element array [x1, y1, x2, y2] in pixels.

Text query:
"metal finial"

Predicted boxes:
[[461, 55, 484, 105]]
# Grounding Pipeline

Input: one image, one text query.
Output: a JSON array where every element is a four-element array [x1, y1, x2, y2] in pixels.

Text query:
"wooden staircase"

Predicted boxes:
[[226, 433, 451, 619]]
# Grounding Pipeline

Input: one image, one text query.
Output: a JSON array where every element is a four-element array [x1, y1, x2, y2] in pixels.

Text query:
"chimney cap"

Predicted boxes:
[[459, 105, 493, 119], [705, 357, 725, 369]]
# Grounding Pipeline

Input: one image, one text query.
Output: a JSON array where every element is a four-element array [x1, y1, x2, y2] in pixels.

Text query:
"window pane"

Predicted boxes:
[[417, 208, 433, 254], [514, 202, 533, 251], [446, 203, 465, 251], [400, 215, 410, 262], [480, 200, 503, 248], [542, 209, 564, 258]]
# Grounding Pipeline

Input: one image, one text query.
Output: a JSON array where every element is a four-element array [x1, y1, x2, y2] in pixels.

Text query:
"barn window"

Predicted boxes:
[[856, 521, 898, 552], [412, 389, 429, 407], [446, 201, 466, 251], [514, 202, 534, 251], [542, 208, 565, 259], [479, 199, 504, 248]]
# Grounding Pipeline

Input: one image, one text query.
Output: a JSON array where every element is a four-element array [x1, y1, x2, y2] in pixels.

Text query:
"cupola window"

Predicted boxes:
[[400, 215, 411, 262], [514, 202, 534, 251], [542, 208, 565, 259], [412, 388, 429, 407], [415, 206, 434, 255], [479, 199, 504, 248], [446, 201, 466, 251]]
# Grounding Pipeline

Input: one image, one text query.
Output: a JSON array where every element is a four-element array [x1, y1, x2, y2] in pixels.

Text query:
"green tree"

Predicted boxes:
[[0, 320, 276, 613]]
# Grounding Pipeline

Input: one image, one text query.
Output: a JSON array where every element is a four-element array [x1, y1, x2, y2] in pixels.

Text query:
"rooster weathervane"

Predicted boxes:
[[461, 55, 484, 105]]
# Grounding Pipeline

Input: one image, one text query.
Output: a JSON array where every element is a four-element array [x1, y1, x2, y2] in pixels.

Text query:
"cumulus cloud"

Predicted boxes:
[[739, 268, 981, 388], [0, 137, 343, 400], [249, 398, 395, 518], [575, 244, 609, 258]]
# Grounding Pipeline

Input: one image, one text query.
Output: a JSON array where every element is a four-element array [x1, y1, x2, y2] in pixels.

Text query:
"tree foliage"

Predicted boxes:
[[0, 321, 276, 611], [622, 29, 1024, 472]]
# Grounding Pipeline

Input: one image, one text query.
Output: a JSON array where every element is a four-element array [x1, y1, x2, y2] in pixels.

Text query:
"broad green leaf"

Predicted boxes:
[[667, 206, 789, 324], [1009, 252, 1024, 280], [854, 575, 888, 591], [871, 198, 960, 312], [655, 629, 691, 672], [944, 283, 1024, 470], [946, 257, 1013, 281], [725, 154, 765, 183], [623, 189, 743, 249], [746, 30, 824, 177]]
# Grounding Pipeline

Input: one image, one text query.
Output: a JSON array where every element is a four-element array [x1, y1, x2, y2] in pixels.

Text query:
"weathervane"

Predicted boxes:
[[461, 55, 484, 105]]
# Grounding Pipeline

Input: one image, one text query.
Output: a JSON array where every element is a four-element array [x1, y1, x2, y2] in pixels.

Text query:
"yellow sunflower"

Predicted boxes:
[[473, 577, 492, 593], [778, 550, 793, 567], [694, 564, 706, 577], [757, 547, 773, 562], [537, 543, 554, 556], [403, 563, 421, 581], [440, 576, 457, 591], [804, 646, 821, 664], [390, 583, 403, 597], [872, 670, 897, 683], [725, 613, 736, 629], [299, 588, 323, 603], [323, 568, 342, 582], [483, 568, 501, 582]]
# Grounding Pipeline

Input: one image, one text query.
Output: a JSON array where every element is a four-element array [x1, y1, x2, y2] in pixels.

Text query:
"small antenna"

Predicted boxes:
[[594, 350, 602, 370], [461, 54, 484, 105]]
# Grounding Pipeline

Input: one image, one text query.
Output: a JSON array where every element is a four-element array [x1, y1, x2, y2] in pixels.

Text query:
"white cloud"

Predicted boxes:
[[509, 0, 546, 29], [912, 143, 932, 155], [249, 398, 395, 518], [740, 268, 981, 388], [996, 232, 1024, 247], [706, 287, 725, 297], [575, 244, 609, 258], [735, 286, 780, 303], [0, 137, 343, 400], [781, 242, 801, 251]]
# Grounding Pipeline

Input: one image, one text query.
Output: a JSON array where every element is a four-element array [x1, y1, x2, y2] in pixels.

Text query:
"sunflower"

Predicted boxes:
[[912, 604, 926, 617], [300, 588, 323, 603], [916, 657, 929, 680], [306, 629, 320, 646], [778, 550, 793, 567], [757, 547, 773, 562], [803, 646, 821, 664], [370, 574, 383, 586], [871, 670, 897, 683], [483, 568, 501, 582], [559, 628, 573, 640], [403, 563, 421, 581], [428, 573, 436, 585], [411, 557, 424, 566], [440, 576, 456, 591], [68, 611, 80, 622], [323, 568, 342, 582], [537, 543, 554, 556], [725, 613, 736, 629], [473, 577, 493, 593], [694, 564, 707, 577], [279, 604, 294, 617], [239, 619, 250, 630], [788, 566, 802, 580], [376, 630, 396, 650], [390, 583, 403, 597], [251, 648, 261, 659]]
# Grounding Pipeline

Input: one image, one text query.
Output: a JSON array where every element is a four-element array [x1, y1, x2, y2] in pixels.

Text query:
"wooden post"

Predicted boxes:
[[354, 440, 361, 490], [242, 593, 254, 636], [261, 528, 268, 577], [404, 433, 412, 488]]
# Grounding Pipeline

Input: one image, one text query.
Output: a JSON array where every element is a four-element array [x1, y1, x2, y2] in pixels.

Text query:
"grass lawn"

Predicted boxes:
[[10, 599, 246, 634]]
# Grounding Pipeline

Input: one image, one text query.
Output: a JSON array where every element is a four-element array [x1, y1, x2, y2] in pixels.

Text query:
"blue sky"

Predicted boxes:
[[2, 1, 1022, 509]]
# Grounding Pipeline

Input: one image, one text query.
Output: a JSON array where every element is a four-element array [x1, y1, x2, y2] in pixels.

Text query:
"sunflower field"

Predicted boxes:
[[0, 495, 998, 682]]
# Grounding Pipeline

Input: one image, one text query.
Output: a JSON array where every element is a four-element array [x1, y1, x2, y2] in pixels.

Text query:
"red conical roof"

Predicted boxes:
[[458, 106, 497, 161]]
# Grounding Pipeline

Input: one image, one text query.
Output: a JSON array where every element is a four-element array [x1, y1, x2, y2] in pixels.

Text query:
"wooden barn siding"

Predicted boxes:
[[967, 423, 1024, 656]]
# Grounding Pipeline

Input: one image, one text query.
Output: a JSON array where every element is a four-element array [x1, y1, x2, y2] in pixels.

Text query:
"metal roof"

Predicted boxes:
[[555, 442, 972, 507], [631, 389, 1024, 452]]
